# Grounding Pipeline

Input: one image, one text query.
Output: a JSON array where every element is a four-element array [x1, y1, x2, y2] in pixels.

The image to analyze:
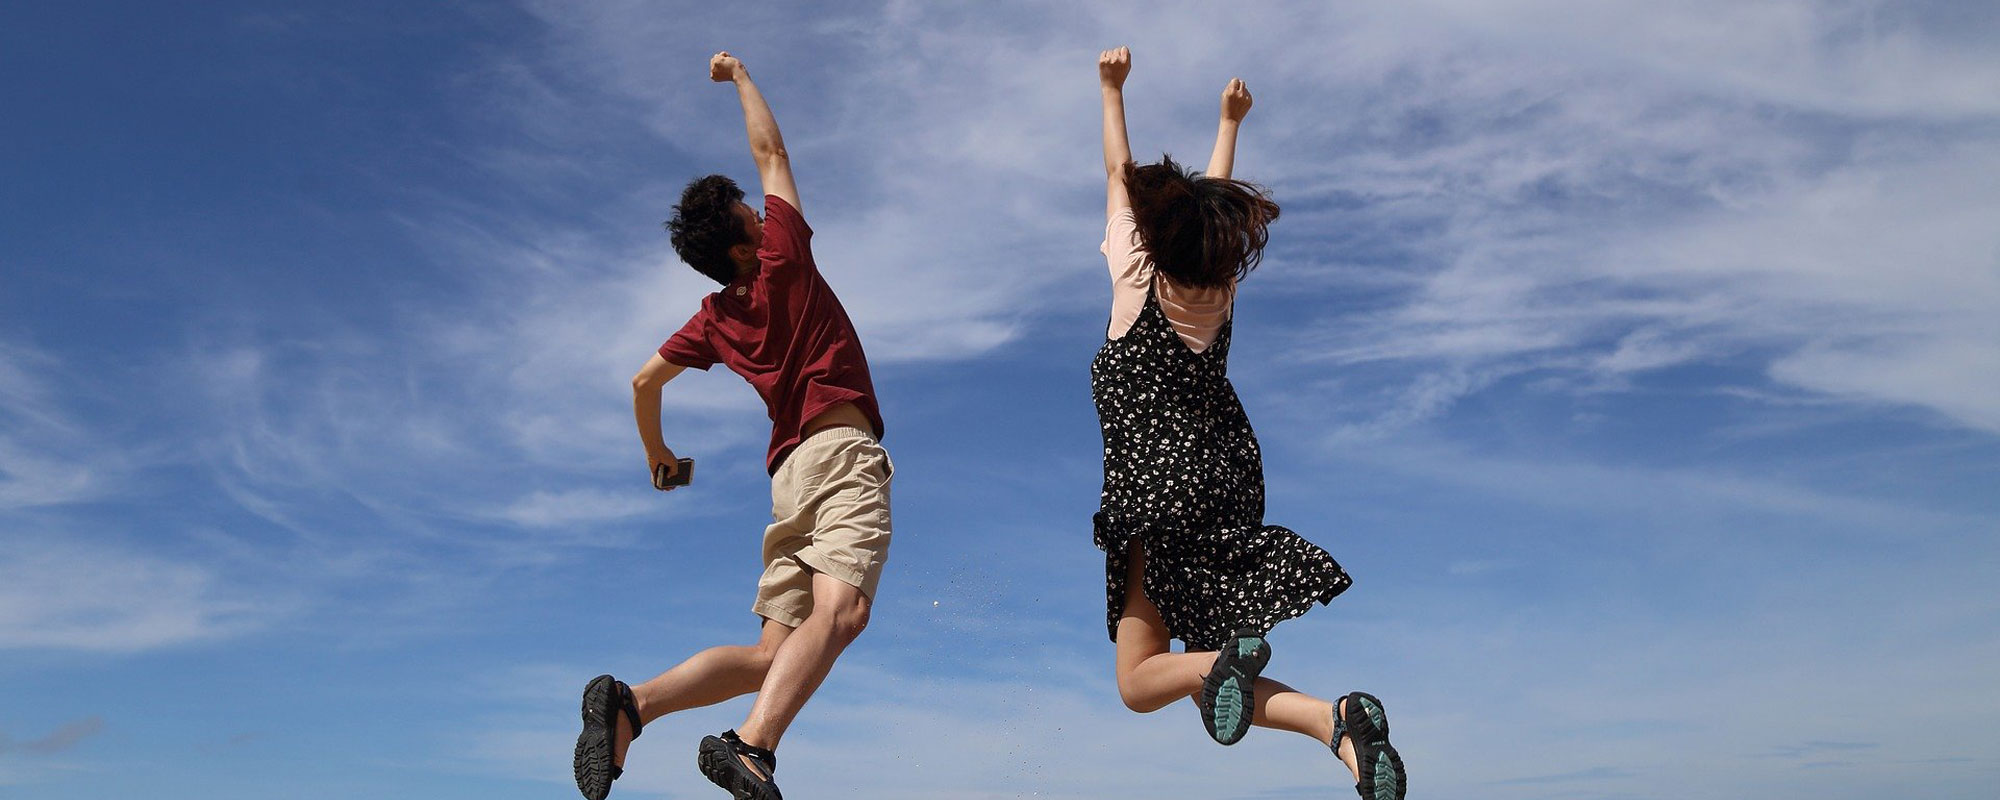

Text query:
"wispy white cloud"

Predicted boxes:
[[1395, 0, 2000, 119], [482, 0, 1107, 362], [1138, 1, 2000, 437], [1772, 337, 2000, 432], [0, 535, 274, 652], [498, 487, 656, 528], [0, 343, 105, 509]]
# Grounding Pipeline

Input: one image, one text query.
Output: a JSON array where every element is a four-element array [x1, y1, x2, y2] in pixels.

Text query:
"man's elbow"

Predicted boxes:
[[753, 145, 790, 168]]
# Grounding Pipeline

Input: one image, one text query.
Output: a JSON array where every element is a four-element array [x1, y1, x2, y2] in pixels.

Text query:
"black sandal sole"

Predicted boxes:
[[574, 674, 619, 800], [1200, 630, 1271, 745], [698, 734, 783, 800], [1344, 692, 1407, 800]]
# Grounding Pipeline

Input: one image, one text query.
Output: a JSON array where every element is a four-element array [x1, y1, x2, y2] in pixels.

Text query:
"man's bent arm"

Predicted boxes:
[[633, 354, 689, 478], [711, 51, 801, 213]]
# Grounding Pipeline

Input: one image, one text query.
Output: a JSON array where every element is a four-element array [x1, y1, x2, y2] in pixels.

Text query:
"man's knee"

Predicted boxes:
[[828, 595, 870, 643], [748, 641, 781, 672], [805, 570, 870, 642]]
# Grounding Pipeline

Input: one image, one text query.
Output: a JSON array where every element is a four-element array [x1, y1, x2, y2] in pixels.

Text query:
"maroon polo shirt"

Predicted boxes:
[[658, 195, 885, 474]]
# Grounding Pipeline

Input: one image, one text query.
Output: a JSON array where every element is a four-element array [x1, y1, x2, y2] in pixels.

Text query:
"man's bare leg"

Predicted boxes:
[[732, 571, 871, 751], [610, 619, 793, 768]]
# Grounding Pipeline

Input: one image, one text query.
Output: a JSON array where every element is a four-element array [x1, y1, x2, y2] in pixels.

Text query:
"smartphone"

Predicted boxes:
[[653, 458, 694, 490]]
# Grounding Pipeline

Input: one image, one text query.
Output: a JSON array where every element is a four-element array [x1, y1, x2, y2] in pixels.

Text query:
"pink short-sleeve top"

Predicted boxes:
[[1101, 208, 1235, 353]]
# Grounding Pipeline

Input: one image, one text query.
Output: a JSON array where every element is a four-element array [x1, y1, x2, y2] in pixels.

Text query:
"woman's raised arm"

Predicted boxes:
[[1099, 46, 1133, 216], [1205, 78, 1252, 180]]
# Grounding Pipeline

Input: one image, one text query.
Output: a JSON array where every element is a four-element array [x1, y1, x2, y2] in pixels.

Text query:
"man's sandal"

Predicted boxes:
[[1199, 628, 1272, 745], [1336, 691, 1407, 800], [698, 729, 782, 800], [573, 674, 643, 800]]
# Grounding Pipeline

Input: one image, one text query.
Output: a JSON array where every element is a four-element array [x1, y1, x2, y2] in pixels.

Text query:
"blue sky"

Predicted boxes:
[[3, 1, 1998, 798]]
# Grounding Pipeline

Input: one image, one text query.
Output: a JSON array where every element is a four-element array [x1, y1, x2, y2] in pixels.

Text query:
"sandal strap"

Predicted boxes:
[[1331, 695, 1349, 752], [721, 730, 778, 774], [617, 681, 644, 741]]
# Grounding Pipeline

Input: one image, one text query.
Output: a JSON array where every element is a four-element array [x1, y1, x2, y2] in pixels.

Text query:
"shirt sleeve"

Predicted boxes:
[[1101, 209, 1153, 340], [1102, 208, 1148, 285], [758, 194, 815, 271], [657, 308, 717, 370]]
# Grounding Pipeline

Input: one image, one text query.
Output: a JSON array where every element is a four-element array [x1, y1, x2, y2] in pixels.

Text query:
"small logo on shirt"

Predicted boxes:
[[735, 286, 747, 296]]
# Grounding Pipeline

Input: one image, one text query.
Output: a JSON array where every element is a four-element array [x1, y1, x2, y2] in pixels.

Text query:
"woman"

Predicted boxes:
[[1090, 46, 1407, 800]]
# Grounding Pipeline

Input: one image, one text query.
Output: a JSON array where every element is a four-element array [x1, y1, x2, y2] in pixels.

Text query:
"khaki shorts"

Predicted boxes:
[[753, 426, 893, 627]]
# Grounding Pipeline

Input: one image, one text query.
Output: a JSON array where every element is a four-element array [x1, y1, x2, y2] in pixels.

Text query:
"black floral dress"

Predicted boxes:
[[1091, 282, 1352, 651]]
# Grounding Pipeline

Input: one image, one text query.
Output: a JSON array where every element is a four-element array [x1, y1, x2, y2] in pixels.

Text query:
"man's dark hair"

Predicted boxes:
[[665, 174, 749, 285], [1124, 155, 1281, 289]]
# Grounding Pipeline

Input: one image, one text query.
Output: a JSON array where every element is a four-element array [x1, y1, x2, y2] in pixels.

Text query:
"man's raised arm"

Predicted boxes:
[[710, 51, 801, 213]]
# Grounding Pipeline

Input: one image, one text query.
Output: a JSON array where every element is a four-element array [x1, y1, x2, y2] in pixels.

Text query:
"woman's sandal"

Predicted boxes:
[[698, 729, 783, 800], [1335, 691, 1407, 800], [1199, 628, 1272, 745], [573, 674, 644, 800]]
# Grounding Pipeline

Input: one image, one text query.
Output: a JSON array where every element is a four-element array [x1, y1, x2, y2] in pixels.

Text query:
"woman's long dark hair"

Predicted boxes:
[[1124, 155, 1281, 289]]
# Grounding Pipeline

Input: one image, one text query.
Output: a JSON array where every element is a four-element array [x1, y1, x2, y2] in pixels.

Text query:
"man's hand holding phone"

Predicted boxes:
[[650, 452, 694, 491]]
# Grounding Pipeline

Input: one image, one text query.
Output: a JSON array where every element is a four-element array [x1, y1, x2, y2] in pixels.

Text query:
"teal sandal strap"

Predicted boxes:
[[1331, 697, 1349, 751]]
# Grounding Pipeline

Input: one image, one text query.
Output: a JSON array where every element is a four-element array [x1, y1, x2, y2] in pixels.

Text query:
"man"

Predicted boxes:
[[574, 50, 892, 800]]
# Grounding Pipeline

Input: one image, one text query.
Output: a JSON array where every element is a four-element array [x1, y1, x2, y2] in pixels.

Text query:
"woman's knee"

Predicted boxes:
[[1116, 681, 1149, 713], [1114, 672, 1172, 714]]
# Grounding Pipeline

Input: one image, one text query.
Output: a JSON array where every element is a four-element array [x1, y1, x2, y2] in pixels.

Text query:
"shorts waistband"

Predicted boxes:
[[797, 423, 877, 447]]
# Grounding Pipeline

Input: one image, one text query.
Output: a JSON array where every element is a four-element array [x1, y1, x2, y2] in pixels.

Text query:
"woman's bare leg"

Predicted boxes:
[[1254, 681, 1362, 782], [1112, 542, 1364, 783], [1114, 541, 1220, 712]]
